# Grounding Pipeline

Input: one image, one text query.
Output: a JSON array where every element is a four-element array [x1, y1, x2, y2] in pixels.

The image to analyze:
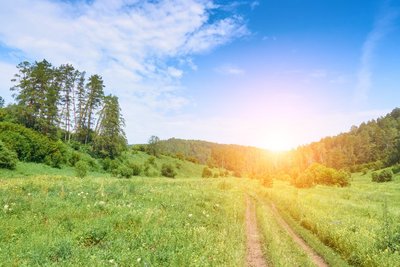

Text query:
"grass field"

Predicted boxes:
[[0, 175, 246, 266], [1, 165, 400, 266], [265, 172, 400, 266]]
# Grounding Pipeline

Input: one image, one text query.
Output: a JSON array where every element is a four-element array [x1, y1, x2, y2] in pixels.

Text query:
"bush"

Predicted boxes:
[[161, 163, 176, 178], [116, 164, 132, 178], [257, 172, 273, 188], [127, 161, 141, 176], [372, 169, 393, 183], [392, 164, 400, 174], [75, 160, 89, 178], [292, 163, 350, 188], [0, 122, 69, 167], [0, 140, 18, 169], [147, 156, 156, 166], [202, 167, 213, 178]]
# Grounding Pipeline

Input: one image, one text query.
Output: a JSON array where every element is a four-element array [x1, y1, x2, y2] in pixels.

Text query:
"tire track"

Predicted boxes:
[[269, 203, 329, 267], [246, 196, 268, 267]]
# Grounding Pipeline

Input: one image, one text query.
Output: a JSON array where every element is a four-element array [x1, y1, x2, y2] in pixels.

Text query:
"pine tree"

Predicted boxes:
[[11, 60, 60, 138], [84, 74, 104, 144], [93, 95, 127, 158]]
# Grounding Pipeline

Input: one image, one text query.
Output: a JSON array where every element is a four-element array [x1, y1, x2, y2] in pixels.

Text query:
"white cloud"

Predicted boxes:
[[355, 6, 399, 102], [251, 1, 260, 10], [0, 0, 248, 143], [0, 62, 17, 104], [215, 64, 245, 75]]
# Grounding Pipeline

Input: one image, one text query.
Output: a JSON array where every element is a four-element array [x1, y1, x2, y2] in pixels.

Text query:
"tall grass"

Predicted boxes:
[[0, 176, 245, 266], [265, 173, 400, 266]]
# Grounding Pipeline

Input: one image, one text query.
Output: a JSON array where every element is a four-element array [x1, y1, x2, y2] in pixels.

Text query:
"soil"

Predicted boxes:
[[245, 196, 268, 267]]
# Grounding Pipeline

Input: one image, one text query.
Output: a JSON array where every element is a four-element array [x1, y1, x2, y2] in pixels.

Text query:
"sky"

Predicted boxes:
[[0, 0, 399, 151]]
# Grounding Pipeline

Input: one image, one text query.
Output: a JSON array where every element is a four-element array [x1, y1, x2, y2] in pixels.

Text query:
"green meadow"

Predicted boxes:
[[2, 165, 400, 266], [0, 175, 246, 266]]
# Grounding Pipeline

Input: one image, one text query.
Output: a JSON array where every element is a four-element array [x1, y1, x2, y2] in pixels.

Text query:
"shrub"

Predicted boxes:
[[292, 163, 350, 188], [0, 122, 69, 167], [202, 167, 213, 178], [75, 160, 89, 178], [147, 156, 156, 166], [127, 162, 141, 176], [372, 169, 393, 183], [161, 163, 176, 178], [0, 140, 18, 169], [255, 172, 273, 187], [116, 164, 132, 178], [392, 164, 400, 174]]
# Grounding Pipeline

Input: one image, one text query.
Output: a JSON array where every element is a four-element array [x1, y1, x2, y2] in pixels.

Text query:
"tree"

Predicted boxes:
[[84, 74, 104, 144], [93, 95, 127, 158], [147, 135, 160, 157], [0, 96, 4, 108], [10, 60, 60, 139], [57, 64, 80, 142]]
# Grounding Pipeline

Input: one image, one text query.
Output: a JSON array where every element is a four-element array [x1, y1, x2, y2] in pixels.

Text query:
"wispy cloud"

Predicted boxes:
[[215, 64, 245, 75], [251, 1, 260, 10], [0, 0, 248, 142], [355, 3, 399, 102]]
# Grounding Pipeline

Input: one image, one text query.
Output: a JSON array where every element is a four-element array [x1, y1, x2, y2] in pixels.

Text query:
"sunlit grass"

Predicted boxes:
[[0, 176, 245, 266], [265, 173, 400, 266]]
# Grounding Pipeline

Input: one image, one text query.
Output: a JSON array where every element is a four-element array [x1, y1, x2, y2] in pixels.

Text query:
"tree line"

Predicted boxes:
[[1, 59, 126, 159]]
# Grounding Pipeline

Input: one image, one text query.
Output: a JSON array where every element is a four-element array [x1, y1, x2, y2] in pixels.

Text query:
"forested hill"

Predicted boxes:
[[155, 138, 278, 178], [156, 108, 400, 179], [286, 108, 400, 173]]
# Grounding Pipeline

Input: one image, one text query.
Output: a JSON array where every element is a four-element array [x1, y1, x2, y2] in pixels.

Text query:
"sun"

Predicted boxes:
[[261, 131, 294, 152]]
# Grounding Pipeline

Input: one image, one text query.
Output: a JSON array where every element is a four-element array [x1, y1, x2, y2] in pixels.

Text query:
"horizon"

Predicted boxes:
[[1, 0, 399, 151]]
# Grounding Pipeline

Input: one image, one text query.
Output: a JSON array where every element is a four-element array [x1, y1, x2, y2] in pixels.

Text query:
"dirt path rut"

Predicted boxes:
[[246, 196, 268, 267], [270, 204, 329, 267]]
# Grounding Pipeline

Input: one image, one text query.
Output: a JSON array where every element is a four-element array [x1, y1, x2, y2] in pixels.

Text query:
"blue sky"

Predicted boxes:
[[0, 0, 399, 150]]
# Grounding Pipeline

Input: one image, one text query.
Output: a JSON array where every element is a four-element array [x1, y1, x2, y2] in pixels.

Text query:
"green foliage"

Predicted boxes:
[[161, 163, 176, 178], [371, 169, 393, 183], [202, 167, 213, 178], [147, 135, 160, 156], [0, 140, 18, 169], [292, 163, 350, 188], [0, 122, 68, 167], [126, 161, 142, 176], [115, 164, 133, 178], [147, 156, 157, 166], [75, 160, 89, 178], [391, 164, 400, 174], [92, 95, 127, 159]]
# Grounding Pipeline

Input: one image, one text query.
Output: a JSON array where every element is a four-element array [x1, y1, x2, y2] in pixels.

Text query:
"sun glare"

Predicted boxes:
[[262, 131, 294, 152]]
